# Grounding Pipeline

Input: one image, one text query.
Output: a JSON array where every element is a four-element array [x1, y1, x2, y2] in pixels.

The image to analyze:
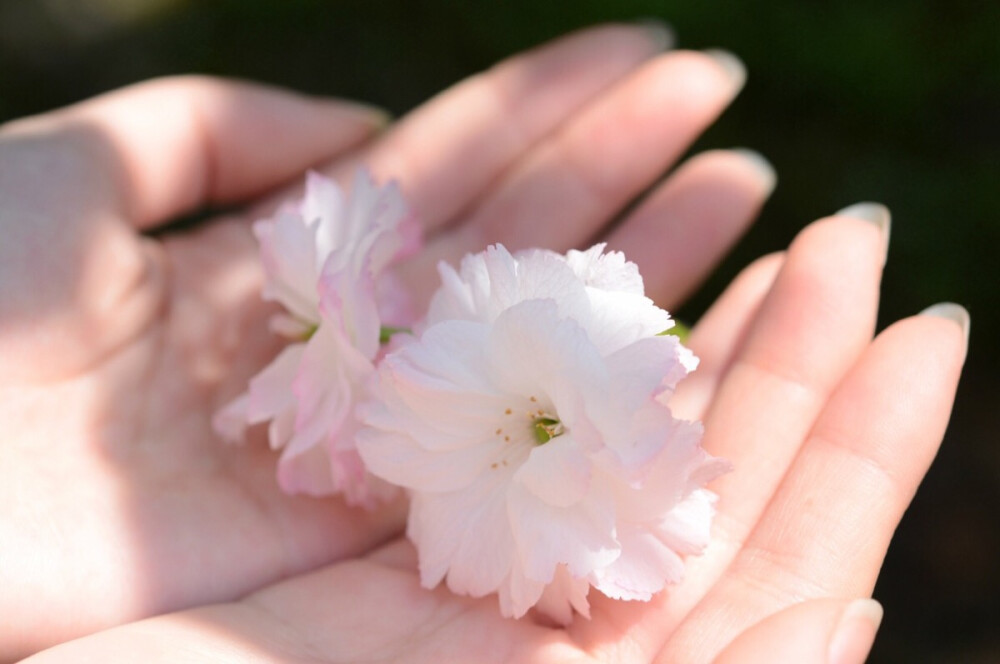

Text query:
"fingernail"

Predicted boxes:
[[920, 302, 971, 346], [702, 49, 747, 90], [730, 148, 777, 194], [633, 18, 676, 51], [828, 599, 883, 664], [836, 202, 891, 264]]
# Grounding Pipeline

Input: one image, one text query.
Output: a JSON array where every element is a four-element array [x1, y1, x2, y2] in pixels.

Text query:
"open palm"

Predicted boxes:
[[2, 25, 965, 663]]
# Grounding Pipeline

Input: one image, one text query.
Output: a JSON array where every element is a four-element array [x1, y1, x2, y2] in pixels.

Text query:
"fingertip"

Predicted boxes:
[[701, 48, 747, 92], [322, 98, 394, 130], [631, 17, 676, 51], [714, 598, 881, 664], [829, 599, 883, 664], [728, 148, 777, 196], [919, 302, 971, 348]]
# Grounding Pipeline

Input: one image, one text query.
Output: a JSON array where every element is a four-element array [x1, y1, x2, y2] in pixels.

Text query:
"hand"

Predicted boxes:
[[19, 206, 968, 664], [0, 24, 774, 660]]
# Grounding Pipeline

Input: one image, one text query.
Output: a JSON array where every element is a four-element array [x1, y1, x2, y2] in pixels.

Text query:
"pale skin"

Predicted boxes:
[[0, 24, 967, 664]]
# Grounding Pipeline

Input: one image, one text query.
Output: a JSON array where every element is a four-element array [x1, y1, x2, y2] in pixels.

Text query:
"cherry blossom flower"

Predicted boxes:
[[357, 244, 726, 622], [214, 169, 419, 505]]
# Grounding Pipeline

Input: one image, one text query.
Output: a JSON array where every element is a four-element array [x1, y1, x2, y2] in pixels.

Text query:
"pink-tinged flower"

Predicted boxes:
[[214, 169, 419, 506], [357, 244, 725, 622]]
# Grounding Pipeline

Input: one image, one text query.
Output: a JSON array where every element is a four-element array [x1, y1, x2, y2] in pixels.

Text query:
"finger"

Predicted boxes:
[[700, 207, 889, 548], [714, 598, 883, 664], [584, 206, 889, 659], [3, 75, 389, 228], [357, 23, 672, 232], [667, 306, 967, 662], [605, 149, 775, 310], [670, 251, 784, 421], [430, 49, 747, 259]]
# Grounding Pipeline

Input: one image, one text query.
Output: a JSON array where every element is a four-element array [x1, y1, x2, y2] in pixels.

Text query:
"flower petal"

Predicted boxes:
[[246, 344, 306, 425], [508, 482, 619, 581], [564, 243, 643, 294], [276, 434, 337, 496], [357, 425, 504, 492], [591, 522, 685, 601], [514, 434, 591, 508], [409, 468, 516, 595], [486, 300, 607, 426], [499, 565, 547, 619], [212, 393, 249, 444], [534, 565, 591, 624], [255, 213, 321, 323]]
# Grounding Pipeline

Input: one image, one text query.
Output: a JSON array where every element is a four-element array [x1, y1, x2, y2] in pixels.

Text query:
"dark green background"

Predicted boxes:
[[1, 1, 997, 661]]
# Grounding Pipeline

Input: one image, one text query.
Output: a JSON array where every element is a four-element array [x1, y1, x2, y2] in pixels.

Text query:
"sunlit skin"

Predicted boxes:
[[0, 25, 966, 663]]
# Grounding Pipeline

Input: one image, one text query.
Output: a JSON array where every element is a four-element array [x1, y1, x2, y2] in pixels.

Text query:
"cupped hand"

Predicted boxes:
[[20, 207, 968, 664], [1, 24, 776, 660]]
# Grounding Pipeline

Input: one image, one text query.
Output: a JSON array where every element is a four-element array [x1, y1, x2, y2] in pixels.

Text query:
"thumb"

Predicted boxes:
[[713, 598, 883, 664]]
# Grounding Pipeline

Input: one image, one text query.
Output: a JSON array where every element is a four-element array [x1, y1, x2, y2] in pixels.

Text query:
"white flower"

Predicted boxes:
[[214, 169, 419, 506], [357, 244, 725, 622]]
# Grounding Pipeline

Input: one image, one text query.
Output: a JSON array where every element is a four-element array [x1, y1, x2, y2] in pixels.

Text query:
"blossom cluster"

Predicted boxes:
[[215, 170, 726, 622]]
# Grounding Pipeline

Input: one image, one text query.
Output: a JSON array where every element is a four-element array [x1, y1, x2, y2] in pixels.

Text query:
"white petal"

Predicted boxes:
[[300, 170, 346, 260], [533, 565, 591, 624], [318, 263, 381, 359], [267, 402, 298, 451], [427, 245, 589, 326], [580, 289, 672, 353], [514, 435, 591, 508], [255, 214, 320, 323], [499, 564, 547, 619], [212, 393, 249, 444], [564, 243, 644, 294], [508, 482, 619, 581], [486, 300, 607, 423], [356, 425, 504, 492], [288, 327, 356, 450], [276, 435, 337, 496], [328, 446, 400, 508], [409, 468, 515, 595], [606, 336, 691, 407], [359, 375, 498, 453], [246, 344, 305, 425], [654, 487, 719, 556], [609, 418, 706, 521], [591, 522, 685, 601]]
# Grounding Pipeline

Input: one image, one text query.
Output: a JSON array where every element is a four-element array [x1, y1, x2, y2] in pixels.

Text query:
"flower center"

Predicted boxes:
[[532, 416, 564, 445], [488, 396, 564, 470]]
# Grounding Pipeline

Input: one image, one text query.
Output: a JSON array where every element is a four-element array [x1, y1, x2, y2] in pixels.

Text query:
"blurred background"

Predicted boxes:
[[0, 0, 996, 660]]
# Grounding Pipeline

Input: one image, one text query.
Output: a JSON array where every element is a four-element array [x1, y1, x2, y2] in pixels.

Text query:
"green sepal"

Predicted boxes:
[[379, 325, 413, 344], [657, 320, 691, 343]]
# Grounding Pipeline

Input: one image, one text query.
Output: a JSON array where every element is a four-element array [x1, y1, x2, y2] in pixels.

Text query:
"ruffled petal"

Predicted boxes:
[[591, 522, 686, 601], [276, 433, 337, 496], [498, 564, 547, 619], [357, 425, 505, 492], [212, 393, 249, 444], [254, 213, 320, 323], [534, 565, 591, 624], [514, 435, 591, 508], [486, 300, 608, 425], [246, 344, 306, 425], [508, 482, 619, 581], [654, 487, 719, 556], [564, 243, 644, 295], [426, 245, 589, 326], [409, 468, 516, 595]]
